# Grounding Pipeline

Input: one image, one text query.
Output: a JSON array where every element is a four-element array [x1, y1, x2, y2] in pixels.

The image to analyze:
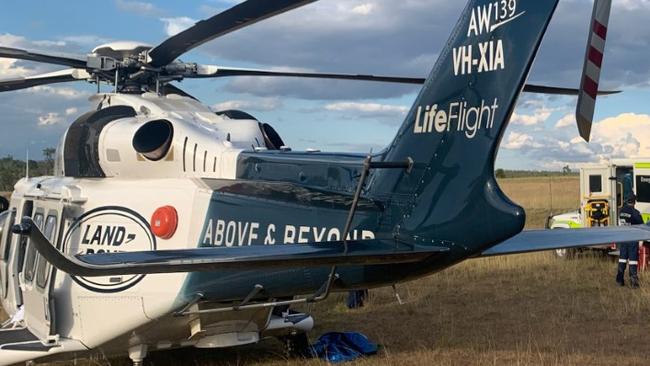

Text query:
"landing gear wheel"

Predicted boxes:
[[280, 332, 311, 358], [554, 248, 577, 259]]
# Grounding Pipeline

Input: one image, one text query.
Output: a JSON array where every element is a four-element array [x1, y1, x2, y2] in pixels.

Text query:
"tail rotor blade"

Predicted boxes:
[[576, 0, 612, 142]]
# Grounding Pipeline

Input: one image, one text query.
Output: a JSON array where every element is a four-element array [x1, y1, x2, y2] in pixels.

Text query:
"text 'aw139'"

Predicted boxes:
[[0, 0, 640, 365]]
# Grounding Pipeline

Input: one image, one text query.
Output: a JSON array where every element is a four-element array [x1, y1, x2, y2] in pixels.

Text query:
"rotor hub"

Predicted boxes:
[[92, 42, 152, 60]]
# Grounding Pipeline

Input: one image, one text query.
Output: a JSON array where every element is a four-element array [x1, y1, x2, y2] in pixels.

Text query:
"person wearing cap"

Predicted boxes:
[[617, 193, 643, 288]]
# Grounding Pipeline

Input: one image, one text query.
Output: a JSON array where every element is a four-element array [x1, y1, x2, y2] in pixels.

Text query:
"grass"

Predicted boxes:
[[4, 176, 649, 365], [40, 254, 645, 366]]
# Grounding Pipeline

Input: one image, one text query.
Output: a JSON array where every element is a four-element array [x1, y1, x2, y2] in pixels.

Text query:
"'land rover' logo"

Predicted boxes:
[[63, 206, 156, 293]]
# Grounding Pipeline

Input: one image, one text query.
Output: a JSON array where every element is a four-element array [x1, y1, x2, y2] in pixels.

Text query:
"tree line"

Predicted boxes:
[[0, 148, 579, 191], [0, 148, 55, 192], [495, 166, 577, 179]]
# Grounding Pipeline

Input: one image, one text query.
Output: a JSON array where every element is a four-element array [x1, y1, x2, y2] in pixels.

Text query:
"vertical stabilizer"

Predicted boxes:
[[369, 0, 559, 255]]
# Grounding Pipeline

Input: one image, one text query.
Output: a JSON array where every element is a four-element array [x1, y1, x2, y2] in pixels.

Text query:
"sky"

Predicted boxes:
[[1, 0, 650, 170]]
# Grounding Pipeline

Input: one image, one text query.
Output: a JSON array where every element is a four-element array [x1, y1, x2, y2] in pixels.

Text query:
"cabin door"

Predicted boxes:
[[0, 207, 16, 307], [20, 201, 63, 342], [1, 199, 32, 318]]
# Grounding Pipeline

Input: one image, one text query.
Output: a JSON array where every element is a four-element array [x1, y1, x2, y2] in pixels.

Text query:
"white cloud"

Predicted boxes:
[[65, 107, 78, 116], [161, 17, 196, 37], [590, 113, 650, 157], [0, 59, 32, 79], [502, 132, 543, 150], [24, 86, 89, 99], [506, 112, 650, 170], [115, 0, 162, 16], [60, 35, 110, 47], [554, 113, 575, 129], [0, 33, 27, 47], [613, 0, 650, 11], [325, 102, 408, 115], [212, 98, 281, 112], [510, 107, 554, 126], [37, 112, 63, 126], [0, 34, 39, 79], [32, 40, 67, 47], [350, 3, 375, 15]]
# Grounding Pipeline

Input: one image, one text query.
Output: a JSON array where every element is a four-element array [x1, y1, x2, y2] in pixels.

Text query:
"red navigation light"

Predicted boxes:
[[150, 206, 178, 239]]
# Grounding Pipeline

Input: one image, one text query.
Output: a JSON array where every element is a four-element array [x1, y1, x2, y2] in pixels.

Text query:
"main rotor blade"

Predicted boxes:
[[189, 65, 620, 95], [190, 65, 426, 84], [148, 0, 317, 68], [523, 83, 619, 96], [0, 46, 88, 69], [0, 69, 89, 92]]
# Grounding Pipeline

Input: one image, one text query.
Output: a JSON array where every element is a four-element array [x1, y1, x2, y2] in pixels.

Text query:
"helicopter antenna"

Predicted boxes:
[[25, 148, 29, 179], [114, 69, 119, 93]]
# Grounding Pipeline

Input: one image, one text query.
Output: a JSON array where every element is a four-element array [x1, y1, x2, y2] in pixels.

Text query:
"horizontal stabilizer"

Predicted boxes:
[[479, 225, 650, 257], [13, 217, 447, 277]]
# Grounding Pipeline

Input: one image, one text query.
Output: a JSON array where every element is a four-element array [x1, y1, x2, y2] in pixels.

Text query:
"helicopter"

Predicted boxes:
[[1, 0, 649, 365]]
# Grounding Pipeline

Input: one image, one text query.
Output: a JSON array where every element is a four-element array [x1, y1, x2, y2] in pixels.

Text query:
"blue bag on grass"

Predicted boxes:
[[310, 332, 378, 363]]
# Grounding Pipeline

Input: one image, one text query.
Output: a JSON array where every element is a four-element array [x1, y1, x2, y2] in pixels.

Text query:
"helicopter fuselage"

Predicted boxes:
[[0, 92, 471, 362]]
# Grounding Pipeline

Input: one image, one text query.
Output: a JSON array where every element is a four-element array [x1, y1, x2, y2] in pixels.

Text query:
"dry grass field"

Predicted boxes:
[[4, 176, 650, 365], [499, 176, 580, 229]]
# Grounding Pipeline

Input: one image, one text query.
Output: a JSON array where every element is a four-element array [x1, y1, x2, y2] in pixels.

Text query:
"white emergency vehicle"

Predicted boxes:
[[549, 158, 650, 257]]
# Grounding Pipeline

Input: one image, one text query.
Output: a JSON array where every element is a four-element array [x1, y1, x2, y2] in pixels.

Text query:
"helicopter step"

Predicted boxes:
[[0, 327, 42, 348], [0, 327, 86, 365]]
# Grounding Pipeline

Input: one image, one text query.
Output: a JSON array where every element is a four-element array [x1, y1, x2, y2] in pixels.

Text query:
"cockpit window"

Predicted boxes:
[[0, 210, 10, 261]]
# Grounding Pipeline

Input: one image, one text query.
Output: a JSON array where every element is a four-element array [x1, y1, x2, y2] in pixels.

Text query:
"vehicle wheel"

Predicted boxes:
[[554, 248, 577, 259], [280, 332, 311, 358]]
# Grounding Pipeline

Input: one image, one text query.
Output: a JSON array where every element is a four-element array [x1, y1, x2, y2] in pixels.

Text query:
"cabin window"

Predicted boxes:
[[23, 213, 44, 283], [636, 175, 650, 203], [16, 201, 33, 275], [589, 175, 602, 194], [36, 214, 57, 289]]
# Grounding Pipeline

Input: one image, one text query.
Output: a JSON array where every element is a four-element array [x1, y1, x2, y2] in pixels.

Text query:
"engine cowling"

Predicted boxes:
[[56, 94, 266, 179]]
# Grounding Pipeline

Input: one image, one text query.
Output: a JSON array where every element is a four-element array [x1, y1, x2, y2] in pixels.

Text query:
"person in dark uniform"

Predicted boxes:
[[617, 194, 643, 288], [346, 289, 368, 309]]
